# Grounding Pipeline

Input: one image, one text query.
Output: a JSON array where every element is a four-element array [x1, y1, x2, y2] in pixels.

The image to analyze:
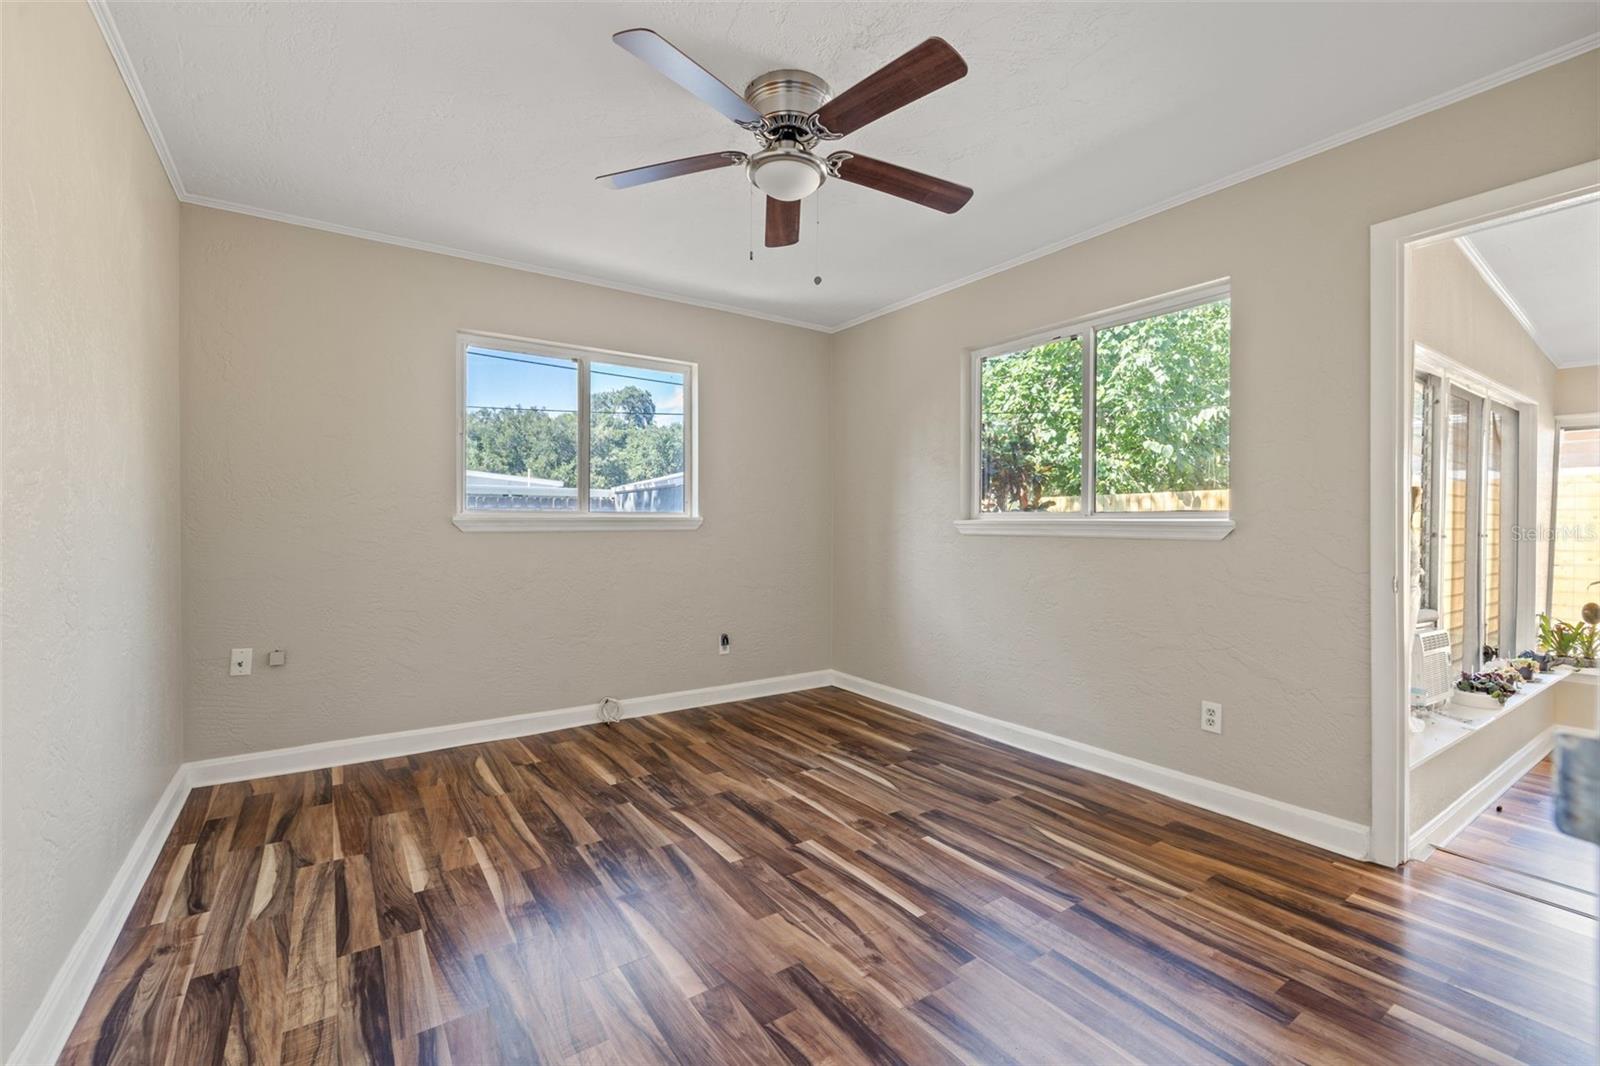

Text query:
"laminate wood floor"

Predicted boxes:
[[60, 689, 1597, 1065]]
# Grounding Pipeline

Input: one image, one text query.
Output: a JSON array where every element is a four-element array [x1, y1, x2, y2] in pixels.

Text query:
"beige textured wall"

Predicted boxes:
[[1405, 237, 1564, 833], [180, 207, 831, 760], [1410, 237, 1560, 634], [1555, 365, 1599, 415], [0, 1, 182, 1055], [828, 52, 1598, 826]]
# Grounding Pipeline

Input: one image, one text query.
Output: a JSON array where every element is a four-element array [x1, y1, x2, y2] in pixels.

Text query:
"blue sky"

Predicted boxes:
[[466, 345, 684, 423]]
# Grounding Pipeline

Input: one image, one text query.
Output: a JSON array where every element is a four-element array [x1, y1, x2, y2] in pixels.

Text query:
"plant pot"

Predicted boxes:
[[1449, 689, 1505, 719]]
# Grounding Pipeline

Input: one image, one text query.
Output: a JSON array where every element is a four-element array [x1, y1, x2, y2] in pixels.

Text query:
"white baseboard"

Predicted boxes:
[[1408, 724, 1555, 860], [186, 670, 834, 787], [16, 666, 1390, 1063], [826, 671, 1372, 860], [7, 765, 192, 1066], [10, 668, 830, 1065]]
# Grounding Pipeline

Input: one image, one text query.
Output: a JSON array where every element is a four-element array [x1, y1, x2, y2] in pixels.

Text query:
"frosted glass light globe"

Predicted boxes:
[[749, 148, 824, 202]]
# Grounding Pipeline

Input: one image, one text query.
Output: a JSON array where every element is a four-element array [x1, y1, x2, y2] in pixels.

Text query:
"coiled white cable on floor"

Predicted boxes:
[[598, 697, 623, 725]]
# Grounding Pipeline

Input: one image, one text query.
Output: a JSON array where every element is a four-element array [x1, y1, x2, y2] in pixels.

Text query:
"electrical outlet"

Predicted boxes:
[[230, 648, 253, 676], [719, 633, 731, 655], [1201, 700, 1222, 734]]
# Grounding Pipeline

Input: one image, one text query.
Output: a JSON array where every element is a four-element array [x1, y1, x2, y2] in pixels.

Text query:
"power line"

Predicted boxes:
[[468, 349, 684, 389], [466, 405, 683, 418]]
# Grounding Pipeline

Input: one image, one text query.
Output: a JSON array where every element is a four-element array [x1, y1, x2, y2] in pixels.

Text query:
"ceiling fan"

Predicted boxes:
[[597, 29, 973, 248]]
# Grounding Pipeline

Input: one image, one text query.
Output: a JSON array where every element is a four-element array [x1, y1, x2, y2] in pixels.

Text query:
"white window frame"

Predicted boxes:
[[1547, 412, 1600, 618], [452, 331, 700, 532], [1413, 344, 1537, 665], [956, 278, 1234, 540]]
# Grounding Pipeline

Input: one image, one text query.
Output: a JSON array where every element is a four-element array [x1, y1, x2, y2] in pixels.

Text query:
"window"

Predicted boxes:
[[1409, 375, 1437, 612], [1548, 421, 1599, 623], [962, 281, 1231, 538], [1412, 350, 1525, 671], [454, 333, 697, 530], [1440, 389, 1473, 667]]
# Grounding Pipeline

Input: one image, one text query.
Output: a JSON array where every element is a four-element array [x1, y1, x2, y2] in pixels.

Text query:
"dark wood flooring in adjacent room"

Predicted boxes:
[[61, 689, 1597, 1065]]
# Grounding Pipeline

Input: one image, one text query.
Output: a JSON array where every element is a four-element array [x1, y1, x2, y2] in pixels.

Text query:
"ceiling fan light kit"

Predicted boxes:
[[598, 29, 973, 248], [749, 142, 826, 202]]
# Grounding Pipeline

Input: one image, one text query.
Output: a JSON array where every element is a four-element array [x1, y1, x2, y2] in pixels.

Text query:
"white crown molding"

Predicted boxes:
[[93, 0, 829, 336], [830, 33, 1600, 334], [826, 671, 1371, 860], [87, 4, 1598, 336], [87, 0, 185, 200], [5, 766, 192, 1066], [177, 193, 833, 334], [1453, 235, 1566, 366]]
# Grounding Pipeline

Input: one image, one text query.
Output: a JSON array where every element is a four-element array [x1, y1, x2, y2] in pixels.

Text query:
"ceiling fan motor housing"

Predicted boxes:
[[743, 69, 832, 201], [744, 69, 832, 123]]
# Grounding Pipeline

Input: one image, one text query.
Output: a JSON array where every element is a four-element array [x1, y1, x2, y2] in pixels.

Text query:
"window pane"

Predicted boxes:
[[463, 346, 578, 510], [979, 337, 1084, 512], [1093, 299, 1230, 512], [1482, 408, 1506, 657], [1410, 376, 1436, 611], [1442, 392, 1470, 669], [1550, 426, 1600, 624], [589, 362, 686, 513]]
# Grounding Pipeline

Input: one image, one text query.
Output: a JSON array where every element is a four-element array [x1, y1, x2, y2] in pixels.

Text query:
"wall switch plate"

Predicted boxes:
[[719, 633, 731, 655], [230, 648, 253, 676], [1201, 701, 1222, 734], [267, 649, 286, 667]]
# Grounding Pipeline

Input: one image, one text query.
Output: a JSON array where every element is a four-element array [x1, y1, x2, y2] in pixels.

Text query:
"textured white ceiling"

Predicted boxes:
[[1461, 200, 1600, 369], [101, 2, 1598, 330]]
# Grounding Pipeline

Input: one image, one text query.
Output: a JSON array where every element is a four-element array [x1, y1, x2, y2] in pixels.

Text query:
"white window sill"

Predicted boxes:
[[453, 513, 703, 533], [1410, 666, 1594, 769], [953, 516, 1234, 541]]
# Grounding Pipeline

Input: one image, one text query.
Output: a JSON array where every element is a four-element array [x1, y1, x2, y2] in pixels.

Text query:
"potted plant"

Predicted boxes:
[[1576, 622, 1599, 669], [1451, 668, 1519, 719], [1507, 657, 1541, 681], [1538, 613, 1587, 666]]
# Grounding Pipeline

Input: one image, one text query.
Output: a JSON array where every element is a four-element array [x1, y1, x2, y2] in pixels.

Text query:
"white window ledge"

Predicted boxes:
[[453, 513, 703, 533], [953, 516, 1234, 541], [1410, 666, 1594, 769]]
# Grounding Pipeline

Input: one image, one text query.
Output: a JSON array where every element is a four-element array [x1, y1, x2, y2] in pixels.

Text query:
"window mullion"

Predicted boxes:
[[1082, 328, 1097, 516], [1427, 376, 1446, 611], [577, 357, 591, 514], [1464, 394, 1485, 669], [1498, 405, 1518, 653], [1546, 430, 1562, 618]]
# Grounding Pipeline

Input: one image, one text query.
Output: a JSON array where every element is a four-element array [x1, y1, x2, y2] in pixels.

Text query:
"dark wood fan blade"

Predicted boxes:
[[811, 38, 966, 137], [829, 154, 972, 213], [597, 152, 745, 189], [765, 198, 800, 247], [613, 29, 764, 127]]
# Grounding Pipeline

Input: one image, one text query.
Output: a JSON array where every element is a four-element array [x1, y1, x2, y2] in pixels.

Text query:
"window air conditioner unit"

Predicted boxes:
[[1410, 627, 1453, 709]]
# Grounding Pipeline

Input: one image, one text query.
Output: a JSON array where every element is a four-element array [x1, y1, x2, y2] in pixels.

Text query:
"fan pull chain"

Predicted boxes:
[[813, 190, 822, 286], [748, 183, 755, 262]]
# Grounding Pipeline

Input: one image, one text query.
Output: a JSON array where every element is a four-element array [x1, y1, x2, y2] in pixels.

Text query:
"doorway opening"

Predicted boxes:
[[1370, 161, 1600, 866]]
